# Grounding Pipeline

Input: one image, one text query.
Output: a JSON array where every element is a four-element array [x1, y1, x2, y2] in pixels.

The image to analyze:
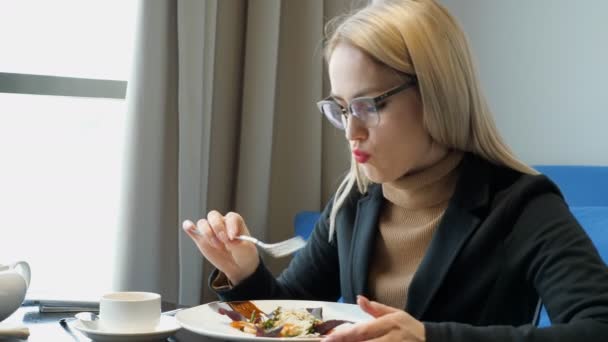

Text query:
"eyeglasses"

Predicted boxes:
[[316, 78, 417, 130]]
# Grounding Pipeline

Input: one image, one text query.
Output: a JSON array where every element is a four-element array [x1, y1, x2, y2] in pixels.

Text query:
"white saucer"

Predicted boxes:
[[72, 315, 181, 341]]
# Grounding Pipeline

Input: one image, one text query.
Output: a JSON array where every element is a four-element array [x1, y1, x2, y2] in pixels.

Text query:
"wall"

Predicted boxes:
[[441, 0, 608, 165]]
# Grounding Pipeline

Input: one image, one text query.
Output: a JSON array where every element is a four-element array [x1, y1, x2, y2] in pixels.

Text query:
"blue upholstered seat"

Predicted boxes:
[[534, 165, 608, 207], [294, 210, 321, 241]]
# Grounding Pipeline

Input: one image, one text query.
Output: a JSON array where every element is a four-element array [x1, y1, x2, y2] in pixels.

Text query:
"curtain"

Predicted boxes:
[[113, 0, 353, 306]]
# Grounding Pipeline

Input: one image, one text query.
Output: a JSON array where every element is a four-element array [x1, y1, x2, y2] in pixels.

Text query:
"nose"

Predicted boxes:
[[345, 115, 368, 142]]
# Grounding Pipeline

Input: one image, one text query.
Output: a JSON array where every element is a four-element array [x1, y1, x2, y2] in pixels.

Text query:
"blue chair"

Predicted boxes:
[[294, 211, 321, 240], [534, 165, 608, 327], [534, 165, 608, 206]]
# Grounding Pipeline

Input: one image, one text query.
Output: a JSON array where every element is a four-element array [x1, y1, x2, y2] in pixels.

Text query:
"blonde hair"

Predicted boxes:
[[324, 0, 537, 240]]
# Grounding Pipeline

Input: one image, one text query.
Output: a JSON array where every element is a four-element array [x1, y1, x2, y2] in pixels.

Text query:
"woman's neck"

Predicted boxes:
[[382, 150, 463, 209]]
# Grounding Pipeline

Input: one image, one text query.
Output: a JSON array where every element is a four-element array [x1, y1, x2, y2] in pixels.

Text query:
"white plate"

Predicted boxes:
[[175, 300, 372, 341], [72, 315, 181, 341]]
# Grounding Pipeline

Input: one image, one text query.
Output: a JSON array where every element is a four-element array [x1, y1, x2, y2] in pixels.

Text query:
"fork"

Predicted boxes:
[[190, 224, 306, 257], [234, 235, 306, 258]]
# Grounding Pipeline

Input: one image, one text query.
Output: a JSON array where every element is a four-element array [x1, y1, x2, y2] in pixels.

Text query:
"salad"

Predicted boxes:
[[218, 302, 351, 338]]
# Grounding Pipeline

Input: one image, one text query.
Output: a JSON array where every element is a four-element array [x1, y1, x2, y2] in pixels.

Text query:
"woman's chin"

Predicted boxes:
[[360, 166, 388, 184]]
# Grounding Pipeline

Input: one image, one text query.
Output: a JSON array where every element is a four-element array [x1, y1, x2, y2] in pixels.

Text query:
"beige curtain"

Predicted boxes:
[[113, 0, 353, 306]]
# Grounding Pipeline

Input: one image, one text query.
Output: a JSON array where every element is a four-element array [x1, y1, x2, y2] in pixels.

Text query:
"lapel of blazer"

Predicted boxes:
[[349, 184, 384, 300], [406, 153, 491, 318]]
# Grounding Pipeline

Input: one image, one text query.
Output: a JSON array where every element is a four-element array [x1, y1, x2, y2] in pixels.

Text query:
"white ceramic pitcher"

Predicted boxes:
[[0, 261, 31, 322]]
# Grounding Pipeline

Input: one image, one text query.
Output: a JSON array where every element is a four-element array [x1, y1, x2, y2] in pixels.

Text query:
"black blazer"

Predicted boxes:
[[212, 153, 608, 341]]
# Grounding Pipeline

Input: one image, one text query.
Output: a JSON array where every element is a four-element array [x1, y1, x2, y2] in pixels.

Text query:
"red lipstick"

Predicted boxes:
[[353, 149, 370, 163]]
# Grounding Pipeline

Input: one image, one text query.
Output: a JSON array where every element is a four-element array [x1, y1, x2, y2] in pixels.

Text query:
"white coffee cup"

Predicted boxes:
[[98, 291, 161, 333]]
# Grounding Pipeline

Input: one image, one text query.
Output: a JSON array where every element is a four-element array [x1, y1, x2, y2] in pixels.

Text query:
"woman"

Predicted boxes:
[[183, 0, 608, 340]]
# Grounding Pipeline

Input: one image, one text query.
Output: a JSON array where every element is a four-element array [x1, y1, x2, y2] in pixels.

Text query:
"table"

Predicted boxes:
[[2, 304, 229, 341]]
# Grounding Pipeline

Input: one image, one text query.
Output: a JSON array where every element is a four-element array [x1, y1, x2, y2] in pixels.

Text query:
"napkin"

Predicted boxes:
[[0, 322, 30, 339], [24, 291, 99, 313]]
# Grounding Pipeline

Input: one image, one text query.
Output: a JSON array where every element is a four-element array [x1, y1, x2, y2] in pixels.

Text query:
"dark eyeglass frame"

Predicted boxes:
[[316, 77, 418, 130]]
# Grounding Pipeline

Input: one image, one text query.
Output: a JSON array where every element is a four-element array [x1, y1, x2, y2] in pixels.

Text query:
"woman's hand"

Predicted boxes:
[[182, 211, 259, 285], [323, 295, 425, 342]]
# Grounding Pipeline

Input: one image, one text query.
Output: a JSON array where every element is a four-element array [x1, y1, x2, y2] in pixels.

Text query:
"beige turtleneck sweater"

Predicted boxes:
[[368, 151, 463, 309]]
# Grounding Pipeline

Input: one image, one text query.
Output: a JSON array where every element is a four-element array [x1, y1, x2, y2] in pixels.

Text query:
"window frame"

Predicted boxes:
[[0, 72, 126, 99]]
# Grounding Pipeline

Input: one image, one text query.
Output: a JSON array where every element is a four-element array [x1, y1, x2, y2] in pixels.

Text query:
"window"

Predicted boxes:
[[0, 0, 137, 299]]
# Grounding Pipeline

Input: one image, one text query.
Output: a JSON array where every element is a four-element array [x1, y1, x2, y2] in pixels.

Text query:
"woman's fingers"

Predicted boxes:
[[198, 218, 224, 249], [182, 212, 243, 251], [207, 210, 230, 244], [181, 218, 223, 250], [357, 295, 399, 317], [224, 212, 248, 239], [323, 318, 391, 342], [182, 219, 196, 232], [181, 219, 203, 241], [182, 212, 260, 285]]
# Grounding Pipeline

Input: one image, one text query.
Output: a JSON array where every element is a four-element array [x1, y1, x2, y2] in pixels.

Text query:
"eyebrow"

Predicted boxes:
[[330, 86, 385, 102]]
